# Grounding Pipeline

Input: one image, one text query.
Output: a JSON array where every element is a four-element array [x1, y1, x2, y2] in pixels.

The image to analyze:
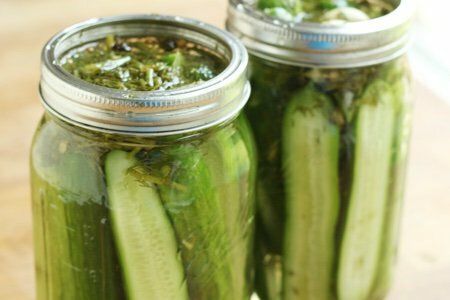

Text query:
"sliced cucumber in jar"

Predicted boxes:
[[32, 137, 125, 300], [337, 80, 396, 300], [199, 119, 256, 300], [105, 150, 188, 300], [372, 77, 411, 298], [282, 84, 340, 300], [157, 144, 236, 300]]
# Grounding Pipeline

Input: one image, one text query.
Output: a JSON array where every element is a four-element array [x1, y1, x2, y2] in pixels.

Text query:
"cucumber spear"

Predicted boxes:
[[199, 118, 256, 300], [282, 84, 340, 300], [371, 76, 412, 298], [337, 80, 396, 300], [157, 144, 236, 300], [105, 150, 188, 300], [31, 124, 125, 300]]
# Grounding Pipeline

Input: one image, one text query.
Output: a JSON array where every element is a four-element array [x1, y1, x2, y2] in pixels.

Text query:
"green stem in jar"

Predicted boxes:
[[282, 84, 340, 300], [337, 80, 396, 300], [105, 150, 188, 300]]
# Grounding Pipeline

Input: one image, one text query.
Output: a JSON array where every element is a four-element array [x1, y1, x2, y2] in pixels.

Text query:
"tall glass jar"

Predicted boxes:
[[31, 15, 256, 300], [227, 1, 414, 299]]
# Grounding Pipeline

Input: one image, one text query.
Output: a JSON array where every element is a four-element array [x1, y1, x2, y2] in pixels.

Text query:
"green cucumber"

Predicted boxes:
[[371, 77, 412, 298], [105, 150, 188, 300], [32, 176, 73, 300], [233, 117, 282, 300], [199, 117, 256, 299], [282, 84, 340, 300], [158, 143, 236, 300], [337, 80, 396, 300], [31, 145, 125, 299], [31, 170, 47, 300]]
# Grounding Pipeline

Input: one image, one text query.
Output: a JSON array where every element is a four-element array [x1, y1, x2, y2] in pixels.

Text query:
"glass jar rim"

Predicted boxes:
[[40, 14, 250, 136], [226, 0, 414, 68]]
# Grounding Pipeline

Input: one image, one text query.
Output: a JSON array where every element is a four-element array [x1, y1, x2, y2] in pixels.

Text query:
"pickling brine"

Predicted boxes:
[[31, 113, 256, 300], [248, 55, 412, 300]]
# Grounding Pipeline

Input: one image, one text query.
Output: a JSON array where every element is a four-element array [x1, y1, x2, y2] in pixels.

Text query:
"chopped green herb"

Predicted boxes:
[[258, 0, 395, 23], [60, 36, 226, 91]]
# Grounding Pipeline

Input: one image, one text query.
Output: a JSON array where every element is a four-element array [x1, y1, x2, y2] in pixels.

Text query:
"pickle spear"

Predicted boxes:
[[337, 80, 396, 300], [105, 150, 188, 300], [199, 117, 256, 300], [282, 84, 340, 300], [372, 77, 411, 298], [157, 144, 236, 300], [31, 121, 126, 300]]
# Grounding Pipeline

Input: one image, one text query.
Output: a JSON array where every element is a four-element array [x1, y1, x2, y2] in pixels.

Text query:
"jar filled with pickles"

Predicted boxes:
[[227, 1, 414, 299], [31, 15, 256, 300]]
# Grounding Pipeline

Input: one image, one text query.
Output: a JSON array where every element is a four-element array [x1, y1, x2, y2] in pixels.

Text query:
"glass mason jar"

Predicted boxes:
[[227, 1, 414, 299], [31, 15, 256, 300]]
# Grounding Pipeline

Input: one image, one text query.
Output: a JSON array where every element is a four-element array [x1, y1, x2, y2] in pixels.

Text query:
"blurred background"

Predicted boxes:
[[411, 0, 450, 103], [0, 0, 449, 299]]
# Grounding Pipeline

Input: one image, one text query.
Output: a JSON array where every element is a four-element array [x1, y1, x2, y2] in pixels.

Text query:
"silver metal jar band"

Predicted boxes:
[[40, 14, 250, 135], [226, 0, 414, 68]]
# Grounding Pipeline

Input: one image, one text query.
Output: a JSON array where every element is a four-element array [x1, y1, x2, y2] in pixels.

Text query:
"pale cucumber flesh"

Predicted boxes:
[[105, 150, 188, 300], [338, 81, 396, 300], [371, 79, 412, 298]]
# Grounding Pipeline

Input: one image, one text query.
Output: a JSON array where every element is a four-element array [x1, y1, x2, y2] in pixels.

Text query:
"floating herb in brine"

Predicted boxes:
[[258, 0, 395, 23], [59, 35, 226, 91]]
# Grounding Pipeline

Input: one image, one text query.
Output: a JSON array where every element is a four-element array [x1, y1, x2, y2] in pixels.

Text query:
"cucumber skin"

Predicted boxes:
[[158, 144, 234, 300], [282, 85, 340, 300], [371, 77, 412, 298], [32, 175, 74, 300], [105, 150, 188, 300], [338, 80, 397, 300], [31, 143, 125, 299], [159, 120, 255, 300], [234, 117, 281, 300], [31, 171, 47, 300], [200, 117, 257, 300]]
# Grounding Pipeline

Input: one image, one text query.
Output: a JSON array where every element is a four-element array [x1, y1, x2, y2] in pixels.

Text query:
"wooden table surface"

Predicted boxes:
[[1, 0, 449, 299]]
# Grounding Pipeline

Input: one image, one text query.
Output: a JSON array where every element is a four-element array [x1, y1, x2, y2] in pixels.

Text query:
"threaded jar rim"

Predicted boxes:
[[40, 14, 250, 135], [226, 0, 414, 68]]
